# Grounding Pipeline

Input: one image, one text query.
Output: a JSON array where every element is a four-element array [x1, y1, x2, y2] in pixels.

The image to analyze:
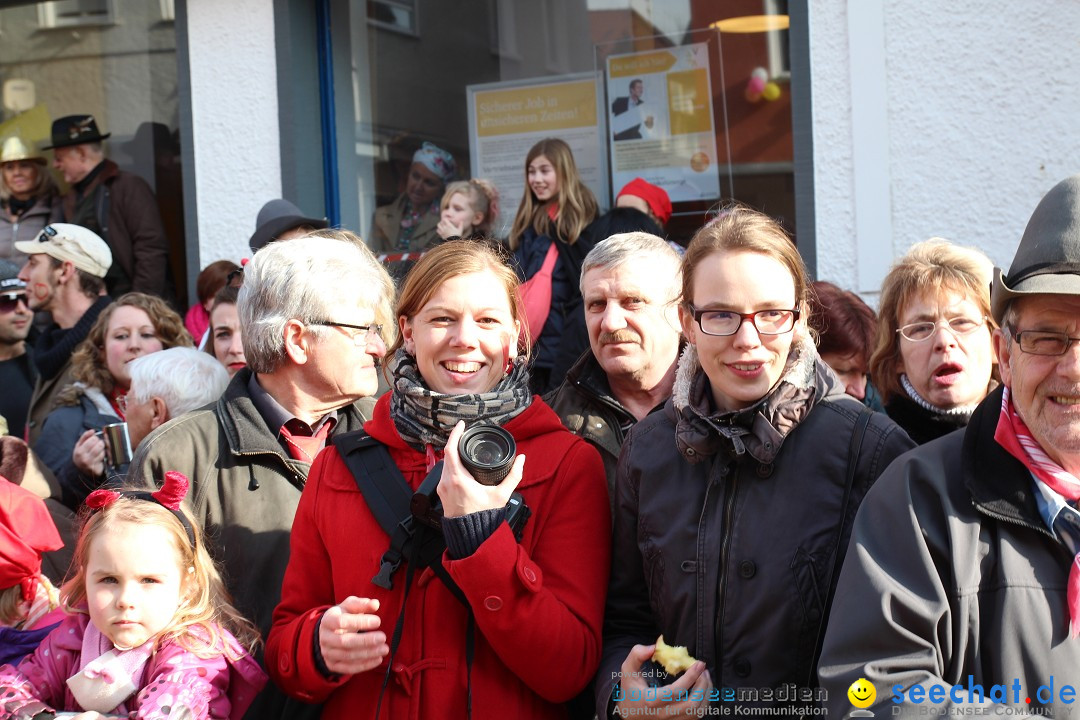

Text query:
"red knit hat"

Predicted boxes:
[[617, 177, 672, 225], [0, 479, 63, 602]]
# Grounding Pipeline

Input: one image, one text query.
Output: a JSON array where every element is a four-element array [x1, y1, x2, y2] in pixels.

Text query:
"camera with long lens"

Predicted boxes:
[[410, 424, 529, 538]]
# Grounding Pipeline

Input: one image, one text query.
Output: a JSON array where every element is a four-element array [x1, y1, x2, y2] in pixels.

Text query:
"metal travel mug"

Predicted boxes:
[[100, 421, 133, 471]]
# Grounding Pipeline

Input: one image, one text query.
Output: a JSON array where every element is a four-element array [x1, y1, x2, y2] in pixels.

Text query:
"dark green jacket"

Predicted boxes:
[[130, 368, 376, 720]]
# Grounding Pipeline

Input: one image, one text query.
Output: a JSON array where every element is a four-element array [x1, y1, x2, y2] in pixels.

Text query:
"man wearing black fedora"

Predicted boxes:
[[817, 175, 1080, 714], [46, 114, 170, 299]]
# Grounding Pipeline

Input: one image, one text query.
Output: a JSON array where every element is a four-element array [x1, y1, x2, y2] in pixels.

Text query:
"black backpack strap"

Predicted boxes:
[[332, 430, 418, 589]]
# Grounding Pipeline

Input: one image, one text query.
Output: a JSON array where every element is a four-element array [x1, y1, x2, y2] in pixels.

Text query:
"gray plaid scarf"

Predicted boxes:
[[389, 347, 533, 451]]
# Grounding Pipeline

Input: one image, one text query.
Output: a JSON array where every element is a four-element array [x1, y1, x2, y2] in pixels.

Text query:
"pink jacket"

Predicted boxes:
[[0, 612, 266, 719]]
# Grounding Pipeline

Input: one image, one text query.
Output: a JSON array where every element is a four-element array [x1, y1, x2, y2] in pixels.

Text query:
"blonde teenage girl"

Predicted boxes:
[[508, 138, 598, 393]]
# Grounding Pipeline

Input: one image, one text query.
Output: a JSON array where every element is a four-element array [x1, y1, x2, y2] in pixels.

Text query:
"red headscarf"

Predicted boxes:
[[617, 177, 673, 225], [0, 479, 63, 602]]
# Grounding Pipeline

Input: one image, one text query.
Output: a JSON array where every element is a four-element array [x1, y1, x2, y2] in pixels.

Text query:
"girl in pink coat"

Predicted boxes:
[[0, 472, 266, 719]]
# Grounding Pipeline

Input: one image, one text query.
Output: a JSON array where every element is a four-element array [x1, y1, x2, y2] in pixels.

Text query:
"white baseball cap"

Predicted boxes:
[[14, 223, 112, 278]]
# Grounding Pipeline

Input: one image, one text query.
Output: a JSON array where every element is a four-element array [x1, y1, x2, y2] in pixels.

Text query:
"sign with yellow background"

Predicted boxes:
[[606, 43, 719, 202], [475, 80, 597, 139], [468, 73, 607, 237]]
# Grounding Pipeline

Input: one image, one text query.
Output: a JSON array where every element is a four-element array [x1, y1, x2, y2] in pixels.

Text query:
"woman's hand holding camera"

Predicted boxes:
[[438, 421, 525, 518], [319, 596, 390, 675], [616, 644, 713, 717], [72, 429, 105, 477]]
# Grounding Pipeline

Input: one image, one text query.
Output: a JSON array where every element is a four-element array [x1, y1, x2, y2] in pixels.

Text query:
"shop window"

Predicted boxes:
[[38, 0, 114, 29], [487, 0, 519, 60], [1, 0, 188, 305], [346, 0, 797, 248], [367, 0, 419, 37]]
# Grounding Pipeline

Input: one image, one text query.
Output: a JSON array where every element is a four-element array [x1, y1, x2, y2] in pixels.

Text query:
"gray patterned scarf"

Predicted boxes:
[[389, 347, 533, 451]]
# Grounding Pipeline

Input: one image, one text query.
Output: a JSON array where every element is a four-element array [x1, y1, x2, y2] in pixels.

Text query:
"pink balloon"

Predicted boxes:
[[747, 75, 766, 94]]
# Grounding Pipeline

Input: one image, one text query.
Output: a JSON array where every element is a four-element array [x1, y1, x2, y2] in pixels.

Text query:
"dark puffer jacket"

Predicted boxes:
[[513, 226, 594, 391], [596, 339, 914, 714]]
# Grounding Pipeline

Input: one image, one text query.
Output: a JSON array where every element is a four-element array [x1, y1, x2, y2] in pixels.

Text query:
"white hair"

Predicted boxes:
[[238, 232, 395, 374], [128, 347, 229, 416], [580, 231, 682, 300]]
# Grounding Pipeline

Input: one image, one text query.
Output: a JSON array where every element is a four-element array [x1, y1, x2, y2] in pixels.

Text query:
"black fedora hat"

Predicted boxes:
[[249, 199, 329, 252], [42, 114, 111, 150], [991, 174, 1080, 324]]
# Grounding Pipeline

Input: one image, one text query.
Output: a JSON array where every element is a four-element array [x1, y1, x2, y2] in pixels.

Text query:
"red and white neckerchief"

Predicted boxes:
[[994, 386, 1080, 637]]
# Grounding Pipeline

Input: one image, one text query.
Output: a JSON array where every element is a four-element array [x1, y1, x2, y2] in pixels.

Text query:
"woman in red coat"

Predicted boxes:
[[266, 239, 611, 719]]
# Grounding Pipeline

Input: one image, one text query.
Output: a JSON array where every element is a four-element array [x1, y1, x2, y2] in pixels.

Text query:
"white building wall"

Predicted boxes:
[[187, 0, 281, 265], [811, 0, 1080, 300]]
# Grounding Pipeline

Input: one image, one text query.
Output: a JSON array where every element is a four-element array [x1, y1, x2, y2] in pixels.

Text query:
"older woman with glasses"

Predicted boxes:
[[596, 206, 913, 717], [869, 239, 996, 445]]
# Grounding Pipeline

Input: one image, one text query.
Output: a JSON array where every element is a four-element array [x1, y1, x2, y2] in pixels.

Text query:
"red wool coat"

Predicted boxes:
[[266, 394, 611, 719]]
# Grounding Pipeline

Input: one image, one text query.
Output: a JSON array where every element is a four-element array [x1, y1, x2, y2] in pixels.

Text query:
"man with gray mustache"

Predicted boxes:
[[547, 232, 683, 510]]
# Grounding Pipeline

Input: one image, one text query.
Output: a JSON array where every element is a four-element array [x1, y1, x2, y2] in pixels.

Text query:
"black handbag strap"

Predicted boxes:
[[332, 430, 477, 719], [332, 430, 432, 589], [332, 430, 412, 533]]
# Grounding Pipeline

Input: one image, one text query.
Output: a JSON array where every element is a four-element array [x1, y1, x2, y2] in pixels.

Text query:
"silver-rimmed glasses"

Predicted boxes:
[[311, 321, 383, 347], [896, 316, 986, 342]]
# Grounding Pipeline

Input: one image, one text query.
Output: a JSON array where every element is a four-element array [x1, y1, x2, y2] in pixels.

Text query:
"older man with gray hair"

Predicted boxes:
[[124, 346, 229, 449], [547, 231, 683, 503], [131, 230, 394, 720], [819, 175, 1080, 716]]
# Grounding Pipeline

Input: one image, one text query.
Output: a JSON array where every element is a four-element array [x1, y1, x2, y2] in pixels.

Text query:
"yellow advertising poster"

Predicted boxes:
[[475, 81, 597, 139], [468, 73, 606, 237], [606, 43, 719, 202]]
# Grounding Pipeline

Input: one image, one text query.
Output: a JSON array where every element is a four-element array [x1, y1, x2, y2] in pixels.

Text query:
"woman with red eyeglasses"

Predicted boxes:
[[597, 206, 914, 717], [0, 259, 35, 436]]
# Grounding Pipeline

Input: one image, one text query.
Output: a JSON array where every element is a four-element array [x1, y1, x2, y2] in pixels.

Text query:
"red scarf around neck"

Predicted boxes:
[[994, 386, 1080, 637]]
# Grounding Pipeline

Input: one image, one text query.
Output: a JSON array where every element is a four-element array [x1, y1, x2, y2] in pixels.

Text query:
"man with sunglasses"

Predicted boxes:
[[820, 175, 1080, 714], [0, 260, 35, 436], [14, 223, 112, 444]]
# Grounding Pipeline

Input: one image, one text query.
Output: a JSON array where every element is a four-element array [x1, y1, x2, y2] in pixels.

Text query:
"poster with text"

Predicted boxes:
[[468, 73, 607, 239], [606, 44, 720, 202]]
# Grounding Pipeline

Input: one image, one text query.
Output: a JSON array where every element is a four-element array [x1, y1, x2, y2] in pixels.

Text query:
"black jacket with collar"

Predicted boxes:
[[819, 385, 1080, 715], [597, 342, 914, 714]]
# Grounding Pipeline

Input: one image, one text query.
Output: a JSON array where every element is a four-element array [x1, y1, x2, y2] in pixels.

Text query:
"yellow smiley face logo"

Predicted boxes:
[[848, 678, 876, 708]]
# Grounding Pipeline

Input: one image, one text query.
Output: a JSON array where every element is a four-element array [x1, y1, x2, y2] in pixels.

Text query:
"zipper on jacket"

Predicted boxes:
[[713, 468, 739, 679]]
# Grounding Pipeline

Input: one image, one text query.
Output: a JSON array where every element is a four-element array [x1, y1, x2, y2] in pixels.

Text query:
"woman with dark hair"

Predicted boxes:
[[185, 259, 240, 342], [203, 284, 246, 376], [268, 239, 610, 719], [597, 206, 913, 716], [807, 280, 885, 412], [34, 292, 192, 509]]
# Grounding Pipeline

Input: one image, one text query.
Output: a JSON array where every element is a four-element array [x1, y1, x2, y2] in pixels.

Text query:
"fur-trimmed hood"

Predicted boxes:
[[668, 335, 843, 465]]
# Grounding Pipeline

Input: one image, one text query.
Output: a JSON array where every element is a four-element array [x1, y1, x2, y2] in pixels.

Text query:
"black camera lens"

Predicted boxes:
[[459, 424, 516, 486]]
